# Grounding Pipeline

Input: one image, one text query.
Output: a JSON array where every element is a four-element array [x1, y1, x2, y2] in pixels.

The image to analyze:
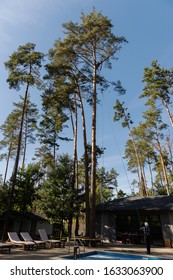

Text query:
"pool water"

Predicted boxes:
[[65, 251, 170, 260]]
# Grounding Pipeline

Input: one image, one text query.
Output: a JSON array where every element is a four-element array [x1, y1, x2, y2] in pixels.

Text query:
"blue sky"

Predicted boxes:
[[1, 0, 173, 194]]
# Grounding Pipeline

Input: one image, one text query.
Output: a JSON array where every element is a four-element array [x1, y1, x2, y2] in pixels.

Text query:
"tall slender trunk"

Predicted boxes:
[[161, 98, 173, 127], [22, 116, 27, 169], [53, 129, 57, 166], [166, 134, 173, 173], [90, 46, 97, 238], [154, 135, 170, 195], [18, 98, 30, 169], [73, 92, 79, 236], [122, 105, 147, 196], [148, 161, 154, 195], [2, 83, 29, 241], [3, 141, 12, 186], [130, 131, 147, 196], [22, 137, 27, 169], [78, 88, 90, 236], [69, 91, 79, 237], [142, 165, 148, 195], [160, 154, 169, 195], [11, 84, 29, 192]]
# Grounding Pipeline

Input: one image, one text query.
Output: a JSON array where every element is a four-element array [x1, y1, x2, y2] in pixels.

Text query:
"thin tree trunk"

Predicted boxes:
[[161, 98, 173, 127], [90, 46, 97, 239], [11, 84, 29, 192], [22, 123, 27, 169], [121, 105, 147, 196], [166, 134, 173, 173], [22, 100, 30, 169], [78, 88, 90, 237], [154, 136, 170, 195], [3, 142, 12, 186], [142, 165, 148, 196], [73, 92, 79, 236], [2, 82, 29, 241], [53, 130, 56, 165], [129, 131, 147, 196], [148, 162, 154, 195], [160, 152, 170, 195]]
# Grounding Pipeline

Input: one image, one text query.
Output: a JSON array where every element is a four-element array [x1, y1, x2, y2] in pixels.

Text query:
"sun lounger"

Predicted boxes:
[[38, 229, 62, 248], [7, 232, 35, 250], [0, 242, 12, 253], [20, 232, 46, 248]]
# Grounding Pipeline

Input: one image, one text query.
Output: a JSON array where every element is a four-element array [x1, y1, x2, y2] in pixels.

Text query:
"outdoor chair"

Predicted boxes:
[[20, 232, 46, 249], [38, 229, 63, 248], [0, 242, 12, 253], [7, 232, 35, 250]]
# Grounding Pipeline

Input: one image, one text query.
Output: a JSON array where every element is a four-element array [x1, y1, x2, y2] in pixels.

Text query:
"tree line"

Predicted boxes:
[[114, 60, 173, 197], [0, 9, 173, 240]]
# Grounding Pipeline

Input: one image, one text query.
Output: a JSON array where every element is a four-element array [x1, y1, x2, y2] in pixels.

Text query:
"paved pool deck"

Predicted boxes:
[[0, 242, 173, 260]]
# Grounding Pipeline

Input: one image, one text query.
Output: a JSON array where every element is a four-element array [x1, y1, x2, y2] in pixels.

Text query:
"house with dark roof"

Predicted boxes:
[[96, 195, 173, 247], [0, 211, 53, 240]]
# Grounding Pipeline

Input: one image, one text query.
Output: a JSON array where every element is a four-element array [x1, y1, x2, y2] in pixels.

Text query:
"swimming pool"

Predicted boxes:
[[64, 251, 170, 260]]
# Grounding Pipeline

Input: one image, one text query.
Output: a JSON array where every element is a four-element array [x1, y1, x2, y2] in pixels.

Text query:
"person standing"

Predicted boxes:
[[140, 222, 151, 254]]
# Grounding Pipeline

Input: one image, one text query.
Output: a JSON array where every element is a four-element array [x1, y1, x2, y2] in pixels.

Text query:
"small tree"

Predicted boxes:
[[36, 87, 70, 171], [96, 167, 118, 204], [36, 154, 80, 238], [13, 163, 43, 214], [0, 177, 10, 216]]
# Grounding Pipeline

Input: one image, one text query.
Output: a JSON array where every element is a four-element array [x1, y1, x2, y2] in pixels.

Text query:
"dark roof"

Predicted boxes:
[[24, 212, 48, 221], [0, 210, 47, 221], [97, 195, 173, 212]]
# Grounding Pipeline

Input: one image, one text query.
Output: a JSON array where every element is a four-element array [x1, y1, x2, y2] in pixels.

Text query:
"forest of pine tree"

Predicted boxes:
[[0, 9, 173, 239]]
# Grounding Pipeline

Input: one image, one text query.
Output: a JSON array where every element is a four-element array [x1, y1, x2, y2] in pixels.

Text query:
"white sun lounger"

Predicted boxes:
[[20, 232, 46, 248], [7, 232, 35, 250], [38, 229, 62, 248]]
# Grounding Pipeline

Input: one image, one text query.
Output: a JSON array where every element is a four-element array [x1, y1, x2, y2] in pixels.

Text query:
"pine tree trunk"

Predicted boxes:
[[90, 49, 97, 238], [78, 90, 90, 237], [73, 92, 79, 236], [161, 98, 173, 127], [154, 136, 170, 195], [130, 132, 147, 196], [22, 128, 27, 169], [2, 83, 29, 241], [22, 102, 29, 169], [3, 142, 12, 186], [148, 162, 154, 195], [160, 152, 170, 195], [11, 84, 29, 193]]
